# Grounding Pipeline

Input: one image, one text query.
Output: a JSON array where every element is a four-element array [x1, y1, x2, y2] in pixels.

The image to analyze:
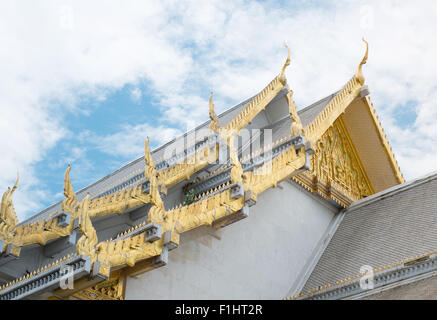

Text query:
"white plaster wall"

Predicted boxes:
[[125, 181, 338, 299]]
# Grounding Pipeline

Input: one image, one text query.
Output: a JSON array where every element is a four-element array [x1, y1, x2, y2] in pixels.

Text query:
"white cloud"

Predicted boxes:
[[2, 0, 437, 219]]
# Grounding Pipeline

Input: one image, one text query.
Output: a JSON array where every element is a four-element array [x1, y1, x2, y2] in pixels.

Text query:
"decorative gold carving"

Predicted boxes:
[[88, 185, 148, 218], [13, 216, 73, 247], [0, 253, 76, 292], [286, 89, 303, 136], [304, 40, 369, 146], [97, 233, 162, 268], [62, 165, 77, 216], [168, 187, 245, 234], [244, 145, 306, 195], [279, 43, 291, 85], [209, 92, 220, 133], [157, 144, 216, 190], [76, 194, 98, 262], [144, 138, 165, 224], [293, 118, 373, 206], [71, 270, 125, 300], [0, 175, 19, 249], [355, 38, 368, 86]]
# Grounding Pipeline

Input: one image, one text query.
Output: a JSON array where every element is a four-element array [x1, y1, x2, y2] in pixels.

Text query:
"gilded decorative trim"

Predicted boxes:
[[76, 194, 98, 262], [222, 45, 291, 135], [287, 249, 437, 300]]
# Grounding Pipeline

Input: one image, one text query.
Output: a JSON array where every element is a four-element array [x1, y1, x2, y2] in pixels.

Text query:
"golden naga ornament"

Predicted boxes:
[[286, 89, 303, 136], [76, 194, 98, 262], [209, 92, 220, 133], [279, 43, 291, 85], [304, 39, 369, 145]]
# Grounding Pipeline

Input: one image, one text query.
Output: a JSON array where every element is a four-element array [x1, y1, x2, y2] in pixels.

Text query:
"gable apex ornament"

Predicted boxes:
[[279, 42, 291, 85]]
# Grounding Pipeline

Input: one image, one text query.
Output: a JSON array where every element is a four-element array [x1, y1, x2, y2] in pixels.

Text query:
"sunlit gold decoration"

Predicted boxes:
[[144, 138, 165, 224], [229, 137, 244, 185], [0, 41, 403, 301], [355, 38, 368, 86], [304, 39, 369, 146], [0, 174, 19, 229], [222, 45, 291, 135], [363, 96, 405, 184], [0, 175, 19, 250], [294, 118, 373, 206], [157, 144, 217, 190], [311, 118, 372, 198], [168, 187, 245, 234], [286, 89, 303, 136], [209, 92, 220, 133], [0, 253, 76, 292], [62, 165, 77, 216], [76, 194, 98, 262], [244, 145, 306, 196]]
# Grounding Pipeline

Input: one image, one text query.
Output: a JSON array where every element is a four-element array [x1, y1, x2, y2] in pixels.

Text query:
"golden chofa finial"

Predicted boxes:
[[355, 38, 369, 85], [62, 164, 77, 215], [209, 92, 220, 133], [0, 173, 19, 227], [279, 42, 291, 85]]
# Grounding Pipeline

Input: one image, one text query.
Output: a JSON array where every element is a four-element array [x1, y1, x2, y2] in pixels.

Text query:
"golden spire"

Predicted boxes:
[[279, 42, 291, 85], [144, 137, 165, 212], [62, 164, 77, 215], [0, 174, 19, 228], [76, 193, 98, 261], [355, 38, 369, 85], [209, 92, 220, 133]]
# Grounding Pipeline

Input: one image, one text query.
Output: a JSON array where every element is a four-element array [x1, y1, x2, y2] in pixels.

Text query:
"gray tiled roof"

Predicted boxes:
[[302, 171, 437, 292]]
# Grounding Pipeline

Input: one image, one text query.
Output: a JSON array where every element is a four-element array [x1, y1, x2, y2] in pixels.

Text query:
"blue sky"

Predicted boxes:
[[2, 0, 437, 220]]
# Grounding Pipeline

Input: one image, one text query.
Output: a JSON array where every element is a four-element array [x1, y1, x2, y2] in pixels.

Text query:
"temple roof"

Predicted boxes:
[[301, 170, 437, 295]]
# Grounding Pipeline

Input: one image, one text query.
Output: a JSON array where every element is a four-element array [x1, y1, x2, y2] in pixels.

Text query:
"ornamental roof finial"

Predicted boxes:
[[279, 42, 291, 85], [144, 137, 155, 169], [355, 38, 369, 85], [209, 92, 220, 133]]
